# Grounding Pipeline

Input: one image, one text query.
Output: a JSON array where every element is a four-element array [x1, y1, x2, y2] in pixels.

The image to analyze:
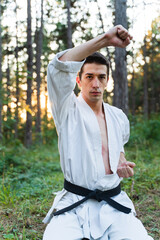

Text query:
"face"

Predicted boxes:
[[77, 63, 108, 105]]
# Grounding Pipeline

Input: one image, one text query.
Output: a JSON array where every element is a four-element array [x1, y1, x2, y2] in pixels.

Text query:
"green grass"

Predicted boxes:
[[122, 144, 160, 240], [0, 117, 160, 239], [0, 139, 63, 240]]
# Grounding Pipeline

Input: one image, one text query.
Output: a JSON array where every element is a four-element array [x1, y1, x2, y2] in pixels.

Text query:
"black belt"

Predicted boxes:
[[50, 179, 131, 219]]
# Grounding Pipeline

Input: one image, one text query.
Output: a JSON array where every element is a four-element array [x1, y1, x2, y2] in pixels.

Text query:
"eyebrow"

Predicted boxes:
[[85, 73, 107, 76]]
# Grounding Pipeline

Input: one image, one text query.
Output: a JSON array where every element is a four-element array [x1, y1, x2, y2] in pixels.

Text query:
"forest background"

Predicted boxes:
[[0, 0, 160, 239]]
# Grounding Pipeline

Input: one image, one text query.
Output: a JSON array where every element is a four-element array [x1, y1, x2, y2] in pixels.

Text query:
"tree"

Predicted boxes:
[[130, 0, 136, 115], [134, 16, 160, 115], [0, 0, 2, 141], [5, 32, 11, 140], [145, 16, 160, 114], [142, 36, 148, 118], [94, 0, 115, 103], [25, 0, 33, 147], [14, 0, 19, 138], [66, 0, 72, 48], [148, 18, 160, 113], [95, 0, 114, 75], [35, 0, 44, 143], [113, 0, 128, 115]]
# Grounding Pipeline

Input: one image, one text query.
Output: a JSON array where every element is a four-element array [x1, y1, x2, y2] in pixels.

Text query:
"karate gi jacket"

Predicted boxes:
[[43, 50, 135, 239]]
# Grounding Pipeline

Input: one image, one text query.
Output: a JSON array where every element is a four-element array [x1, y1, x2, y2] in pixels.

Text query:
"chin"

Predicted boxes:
[[90, 96, 102, 102]]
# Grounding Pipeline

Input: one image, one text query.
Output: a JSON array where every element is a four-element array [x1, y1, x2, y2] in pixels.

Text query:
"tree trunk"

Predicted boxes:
[[131, 41, 135, 115], [45, 84, 48, 123], [95, 0, 114, 81], [130, 69, 135, 115], [66, 0, 72, 48], [143, 36, 148, 118], [15, 0, 19, 139], [25, 0, 33, 147], [130, 0, 135, 115], [6, 57, 11, 120], [6, 64, 11, 118], [113, 0, 128, 115], [35, 0, 43, 143], [5, 59, 11, 140], [43, 69, 48, 123], [150, 45, 156, 113], [0, 1, 2, 142]]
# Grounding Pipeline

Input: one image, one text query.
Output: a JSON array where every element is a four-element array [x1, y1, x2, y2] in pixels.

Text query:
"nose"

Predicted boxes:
[[92, 77, 100, 88]]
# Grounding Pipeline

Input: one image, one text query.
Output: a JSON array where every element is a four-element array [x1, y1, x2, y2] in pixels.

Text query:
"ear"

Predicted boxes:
[[76, 76, 82, 88]]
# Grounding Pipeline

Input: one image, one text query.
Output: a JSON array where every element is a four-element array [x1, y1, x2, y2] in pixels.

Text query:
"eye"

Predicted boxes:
[[86, 75, 93, 80], [99, 76, 106, 80]]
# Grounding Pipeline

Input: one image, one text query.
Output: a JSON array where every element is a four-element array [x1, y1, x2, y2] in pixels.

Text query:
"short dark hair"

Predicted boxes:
[[79, 52, 110, 79]]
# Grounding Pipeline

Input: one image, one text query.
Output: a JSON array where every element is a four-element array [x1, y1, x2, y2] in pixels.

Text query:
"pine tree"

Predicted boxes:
[[113, 0, 128, 115], [25, 0, 33, 147], [35, 0, 44, 143], [0, 0, 2, 141]]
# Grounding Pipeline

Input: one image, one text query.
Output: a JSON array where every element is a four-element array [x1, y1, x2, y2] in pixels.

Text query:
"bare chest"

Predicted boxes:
[[96, 114, 112, 174]]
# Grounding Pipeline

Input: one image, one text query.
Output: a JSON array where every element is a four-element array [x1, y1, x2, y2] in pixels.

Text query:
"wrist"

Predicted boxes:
[[119, 152, 126, 164], [97, 33, 110, 48], [89, 33, 110, 51]]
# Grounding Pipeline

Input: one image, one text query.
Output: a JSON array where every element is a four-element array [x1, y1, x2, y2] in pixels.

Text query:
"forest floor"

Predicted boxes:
[[0, 117, 160, 240]]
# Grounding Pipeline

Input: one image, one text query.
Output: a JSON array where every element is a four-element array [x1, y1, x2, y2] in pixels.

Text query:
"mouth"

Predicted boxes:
[[90, 91, 101, 95]]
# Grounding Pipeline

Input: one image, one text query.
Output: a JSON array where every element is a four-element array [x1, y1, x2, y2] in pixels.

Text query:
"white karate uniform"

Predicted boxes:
[[43, 50, 153, 240]]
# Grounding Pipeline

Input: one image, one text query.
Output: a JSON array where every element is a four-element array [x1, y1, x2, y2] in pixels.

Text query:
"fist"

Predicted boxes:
[[117, 161, 136, 178], [105, 25, 133, 48]]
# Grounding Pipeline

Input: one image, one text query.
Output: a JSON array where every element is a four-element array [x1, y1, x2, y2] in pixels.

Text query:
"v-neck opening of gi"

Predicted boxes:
[[78, 94, 111, 176], [102, 102, 112, 175]]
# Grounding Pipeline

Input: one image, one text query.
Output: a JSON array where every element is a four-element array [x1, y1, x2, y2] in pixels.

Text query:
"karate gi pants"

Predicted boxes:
[[43, 210, 153, 240]]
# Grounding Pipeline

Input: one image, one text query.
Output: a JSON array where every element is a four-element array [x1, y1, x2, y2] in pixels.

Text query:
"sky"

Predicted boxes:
[[4, 0, 160, 46], [127, 0, 160, 42], [90, 0, 160, 44]]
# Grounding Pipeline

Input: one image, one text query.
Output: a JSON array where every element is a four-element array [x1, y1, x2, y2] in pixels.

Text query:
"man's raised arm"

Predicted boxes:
[[60, 25, 132, 62]]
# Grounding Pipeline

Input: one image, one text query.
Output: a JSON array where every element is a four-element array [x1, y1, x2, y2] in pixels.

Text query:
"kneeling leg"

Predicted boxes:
[[43, 212, 84, 240]]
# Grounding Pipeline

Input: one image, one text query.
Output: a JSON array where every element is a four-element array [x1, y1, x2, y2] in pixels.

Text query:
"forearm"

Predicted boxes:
[[59, 25, 132, 62], [119, 152, 126, 164], [59, 33, 107, 62]]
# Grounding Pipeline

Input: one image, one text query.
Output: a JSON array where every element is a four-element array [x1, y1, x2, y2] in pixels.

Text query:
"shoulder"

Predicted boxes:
[[103, 103, 129, 128], [104, 103, 130, 143], [104, 103, 126, 117], [48, 50, 85, 73]]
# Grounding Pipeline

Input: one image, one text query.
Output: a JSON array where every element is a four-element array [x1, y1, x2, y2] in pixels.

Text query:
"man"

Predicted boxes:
[[43, 25, 153, 240]]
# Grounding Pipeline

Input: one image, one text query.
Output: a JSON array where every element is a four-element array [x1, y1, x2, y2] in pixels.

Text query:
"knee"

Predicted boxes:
[[43, 222, 61, 240], [43, 222, 83, 240]]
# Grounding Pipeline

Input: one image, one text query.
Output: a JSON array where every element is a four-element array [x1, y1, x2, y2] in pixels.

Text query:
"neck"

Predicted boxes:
[[90, 101, 103, 115], [82, 94, 104, 116]]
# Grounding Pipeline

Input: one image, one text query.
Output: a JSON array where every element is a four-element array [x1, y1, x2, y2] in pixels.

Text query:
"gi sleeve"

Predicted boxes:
[[47, 50, 85, 129]]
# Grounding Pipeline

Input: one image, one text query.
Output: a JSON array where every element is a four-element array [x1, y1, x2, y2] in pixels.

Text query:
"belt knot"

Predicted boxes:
[[91, 189, 102, 202]]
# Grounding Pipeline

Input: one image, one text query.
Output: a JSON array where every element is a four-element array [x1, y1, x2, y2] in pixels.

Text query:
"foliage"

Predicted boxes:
[[129, 16, 160, 114], [0, 116, 160, 239], [128, 114, 160, 146], [0, 138, 62, 239]]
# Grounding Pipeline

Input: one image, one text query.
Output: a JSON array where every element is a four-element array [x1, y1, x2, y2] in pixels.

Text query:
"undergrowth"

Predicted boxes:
[[0, 116, 160, 239]]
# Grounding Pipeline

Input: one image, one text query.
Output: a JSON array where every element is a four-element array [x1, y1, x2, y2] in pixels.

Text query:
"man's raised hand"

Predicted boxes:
[[105, 25, 133, 48]]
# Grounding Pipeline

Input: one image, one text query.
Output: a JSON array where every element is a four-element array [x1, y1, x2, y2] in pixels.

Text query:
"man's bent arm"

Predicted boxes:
[[117, 152, 136, 178], [60, 25, 132, 62]]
